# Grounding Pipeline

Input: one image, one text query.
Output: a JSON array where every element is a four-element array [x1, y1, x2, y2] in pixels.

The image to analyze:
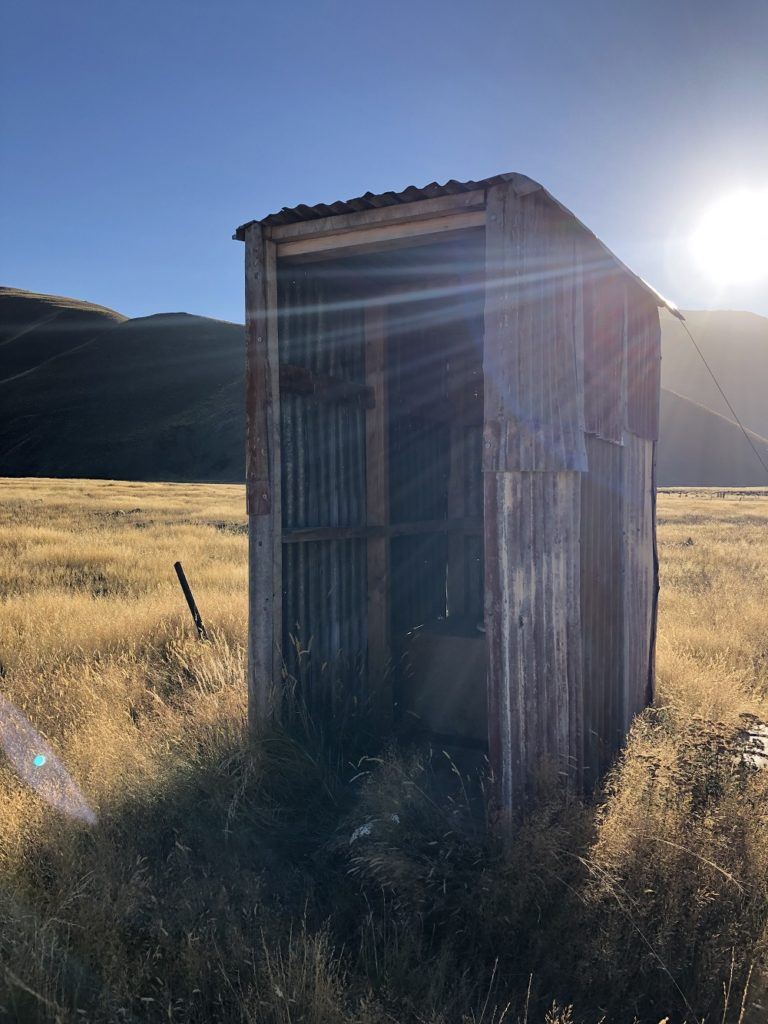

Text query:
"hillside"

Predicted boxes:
[[661, 308, 768, 438], [658, 388, 768, 486], [1, 287, 766, 485], [0, 291, 244, 481], [0, 286, 126, 383]]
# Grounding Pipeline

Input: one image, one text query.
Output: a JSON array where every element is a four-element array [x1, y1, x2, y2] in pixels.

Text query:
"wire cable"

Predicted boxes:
[[678, 318, 768, 481]]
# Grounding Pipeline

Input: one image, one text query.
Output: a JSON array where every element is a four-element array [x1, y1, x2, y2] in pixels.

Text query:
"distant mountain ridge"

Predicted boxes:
[[1, 286, 766, 486]]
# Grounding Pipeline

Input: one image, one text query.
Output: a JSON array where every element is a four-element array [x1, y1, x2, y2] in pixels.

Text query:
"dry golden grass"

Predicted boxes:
[[0, 478, 767, 1023]]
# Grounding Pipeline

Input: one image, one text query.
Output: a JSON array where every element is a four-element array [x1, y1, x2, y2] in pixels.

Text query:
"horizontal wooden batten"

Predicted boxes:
[[280, 363, 374, 408], [282, 517, 483, 544], [268, 190, 487, 242], [276, 210, 487, 259]]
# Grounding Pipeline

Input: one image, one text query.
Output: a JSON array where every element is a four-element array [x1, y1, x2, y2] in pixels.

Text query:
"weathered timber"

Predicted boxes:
[[268, 190, 487, 242], [279, 363, 374, 407], [277, 210, 485, 260], [245, 224, 282, 731], [282, 517, 483, 544], [173, 561, 208, 641]]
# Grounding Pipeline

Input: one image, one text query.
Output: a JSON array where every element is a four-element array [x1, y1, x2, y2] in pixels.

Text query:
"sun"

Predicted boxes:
[[690, 188, 768, 285]]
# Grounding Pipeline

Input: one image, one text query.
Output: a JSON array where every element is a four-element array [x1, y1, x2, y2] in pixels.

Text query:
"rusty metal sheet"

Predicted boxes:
[[580, 434, 624, 785], [622, 432, 656, 728], [276, 263, 368, 704], [483, 186, 588, 473], [484, 469, 583, 817], [580, 240, 626, 444], [626, 294, 662, 441]]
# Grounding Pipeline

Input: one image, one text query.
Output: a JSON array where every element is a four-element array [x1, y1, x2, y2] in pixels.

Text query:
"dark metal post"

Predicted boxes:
[[173, 561, 209, 640]]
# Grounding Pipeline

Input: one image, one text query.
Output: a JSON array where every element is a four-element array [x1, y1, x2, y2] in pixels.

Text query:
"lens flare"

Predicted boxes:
[[690, 189, 768, 285], [0, 694, 96, 824]]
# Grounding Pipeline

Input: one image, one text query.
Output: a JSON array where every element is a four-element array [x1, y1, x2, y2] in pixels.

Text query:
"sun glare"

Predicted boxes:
[[690, 188, 768, 285]]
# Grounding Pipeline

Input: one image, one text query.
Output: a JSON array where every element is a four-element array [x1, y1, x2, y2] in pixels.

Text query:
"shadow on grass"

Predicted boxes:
[[0, 692, 601, 1024], [3, 684, 767, 1023]]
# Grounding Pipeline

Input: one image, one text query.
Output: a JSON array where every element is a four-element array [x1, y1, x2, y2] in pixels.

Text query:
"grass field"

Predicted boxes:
[[1, 478, 767, 1023]]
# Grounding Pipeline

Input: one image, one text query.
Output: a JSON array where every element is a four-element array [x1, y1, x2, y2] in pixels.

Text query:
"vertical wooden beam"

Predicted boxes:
[[364, 303, 391, 721], [245, 223, 282, 733]]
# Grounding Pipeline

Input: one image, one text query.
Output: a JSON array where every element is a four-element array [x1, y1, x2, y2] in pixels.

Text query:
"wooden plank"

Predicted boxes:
[[364, 303, 391, 720], [268, 190, 487, 242], [277, 210, 486, 259], [279, 363, 374, 407], [278, 226, 487, 266], [245, 225, 281, 732], [282, 517, 483, 544]]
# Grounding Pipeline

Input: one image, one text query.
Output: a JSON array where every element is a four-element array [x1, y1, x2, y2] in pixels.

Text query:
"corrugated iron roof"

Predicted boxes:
[[234, 172, 683, 319], [234, 172, 535, 235]]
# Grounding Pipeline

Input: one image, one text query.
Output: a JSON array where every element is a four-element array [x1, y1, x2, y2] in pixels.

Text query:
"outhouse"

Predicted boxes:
[[235, 172, 679, 814]]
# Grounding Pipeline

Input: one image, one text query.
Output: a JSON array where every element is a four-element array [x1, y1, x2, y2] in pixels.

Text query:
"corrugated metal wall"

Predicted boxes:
[[389, 294, 454, 640], [626, 295, 662, 441], [484, 181, 660, 815], [580, 434, 624, 784], [579, 243, 661, 786], [278, 266, 368, 710], [277, 251, 487, 718], [622, 432, 656, 724], [485, 469, 583, 810], [581, 261, 625, 443], [580, 432, 657, 788], [483, 189, 587, 473], [386, 276, 486, 719], [484, 184, 587, 809], [267, 196, 659, 810]]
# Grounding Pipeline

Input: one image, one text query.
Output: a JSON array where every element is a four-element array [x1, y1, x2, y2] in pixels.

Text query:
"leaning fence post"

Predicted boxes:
[[173, 561, 209, 640]]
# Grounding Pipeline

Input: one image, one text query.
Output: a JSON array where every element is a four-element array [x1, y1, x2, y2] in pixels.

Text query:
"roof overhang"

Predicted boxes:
[[234, 172, 683, 320]]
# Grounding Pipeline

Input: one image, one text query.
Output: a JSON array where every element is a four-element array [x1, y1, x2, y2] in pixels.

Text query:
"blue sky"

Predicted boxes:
[[2, 0, 767, 321]]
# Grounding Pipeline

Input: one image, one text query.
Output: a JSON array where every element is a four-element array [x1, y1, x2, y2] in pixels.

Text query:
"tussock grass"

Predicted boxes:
[[0, 479, 767, 1022]]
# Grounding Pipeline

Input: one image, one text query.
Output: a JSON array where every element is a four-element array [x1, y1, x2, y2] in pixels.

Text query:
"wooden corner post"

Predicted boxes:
[[245, 222, 282, 733]]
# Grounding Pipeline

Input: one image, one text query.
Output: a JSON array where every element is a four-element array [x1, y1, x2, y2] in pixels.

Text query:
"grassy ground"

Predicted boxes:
[[0, 478, 767, 1023]]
